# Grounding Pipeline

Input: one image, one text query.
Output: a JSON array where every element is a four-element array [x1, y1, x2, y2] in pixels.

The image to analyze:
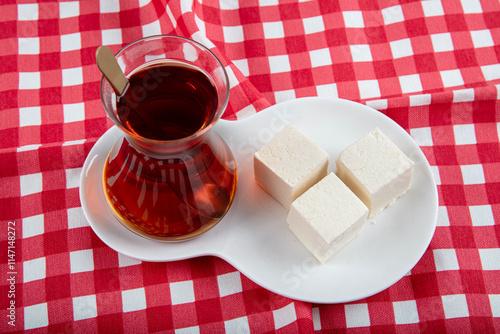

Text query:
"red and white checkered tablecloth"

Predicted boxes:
[[1, 0, 499, 332]]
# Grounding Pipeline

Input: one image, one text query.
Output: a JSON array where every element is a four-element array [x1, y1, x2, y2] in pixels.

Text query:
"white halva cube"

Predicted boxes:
[[336, 128, 414, 218], [254, 125, 329, 209], [287, 172, 369, 263]]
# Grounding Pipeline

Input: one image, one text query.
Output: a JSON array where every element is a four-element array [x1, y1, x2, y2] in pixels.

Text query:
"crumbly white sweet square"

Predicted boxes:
[[336, 128, 414, 218], [254, 125, 329, 209], [287, 173, 368, 263]]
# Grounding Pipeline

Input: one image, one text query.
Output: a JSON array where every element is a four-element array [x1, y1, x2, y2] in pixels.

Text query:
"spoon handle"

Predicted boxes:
[[96, 46, 128, 96]]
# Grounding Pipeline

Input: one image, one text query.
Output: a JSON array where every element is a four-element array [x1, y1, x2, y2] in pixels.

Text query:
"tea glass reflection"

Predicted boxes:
[[100, 35, 237, 241]]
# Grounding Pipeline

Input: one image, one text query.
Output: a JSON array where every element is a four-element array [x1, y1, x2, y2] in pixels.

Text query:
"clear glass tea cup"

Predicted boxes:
[[100, 35, 237, 241]]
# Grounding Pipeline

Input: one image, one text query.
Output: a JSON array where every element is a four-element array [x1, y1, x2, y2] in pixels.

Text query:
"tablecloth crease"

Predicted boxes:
[[1, 0, 499, 333]]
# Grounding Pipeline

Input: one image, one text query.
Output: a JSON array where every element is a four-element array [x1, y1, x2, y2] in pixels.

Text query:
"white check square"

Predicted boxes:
[[61, 32, 81, 52], [461, 0, 482, 13], [22, 214, 44, 238], [453, 124, 476, 145], [118, 253, 142, 267], [274, 89, 296, 104], [312, 307, 321, 330], [431, 33, 454, 52], [142, 20, 161, 38], [24, 303, 48, 330], [18, 37, 40, 55], [73, 295, 97, 321], [489, 294, 500, 317], [442, 294, 469, 319], [479, 248, 500, 270], [393, 300, 419, 324], [70, 249, 94, 273], [365, 99, 388, 110], [217, 271, 242, 297], [482, 64, 500, 81], [67, 207, 89, 229], [19, 72, 41, 90], [350, 44, 372, 62], [20, 173, 42, 196], [18, 3, 38, 21], [170, 280, 195, 305], [225, 316, 250, 333], [263, 21, 284, 39], [273, 303, 297, 330], [232, 59, 249, 76], [422, 1, 444, 17], [309, 48, 332, 67], [66, 167, 82, 189], [62, 67, 83, 86], [390, 38, 413, 59], [431, 166, 441, 185], [223, 25, 244, 43], [102, 29, 122, 46], [433, 249, 460, 271], [23, 257, 46, 283], [100, 0, 120, 13], [453, 88, 475, 102], [441, 69, 464, 88], [63, 102, 85, 123], [409, 94, 431, 106], [343, 11, 364, 28], [399, 74, 423, 94], [358, 80, 381, 99], [303, 16, 325, 34], [19, 106, 41, 127], [382, 5, 404, 25], [411, 127, 433, 146], [122, 288, 147, 312], [60, 2, 79, 18], [469, 205, 495, 226], [345, 303, 370, 327], [269, 55, 291, 73], [461, 164, 485, 184], [316, 84, 338, 98], [470, 30, 494, 48], [437, 206, 450, 226]]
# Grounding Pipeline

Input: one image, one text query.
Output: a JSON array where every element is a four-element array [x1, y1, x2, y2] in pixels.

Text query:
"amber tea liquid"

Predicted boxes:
[[103, 61, 237, 240]]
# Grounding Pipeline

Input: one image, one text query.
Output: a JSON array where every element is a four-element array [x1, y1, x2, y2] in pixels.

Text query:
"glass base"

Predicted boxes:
[[102, 132, 237, 242]]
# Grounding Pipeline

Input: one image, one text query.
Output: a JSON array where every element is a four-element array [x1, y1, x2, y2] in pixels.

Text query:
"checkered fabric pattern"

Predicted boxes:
[[1, 0, 499, 332]]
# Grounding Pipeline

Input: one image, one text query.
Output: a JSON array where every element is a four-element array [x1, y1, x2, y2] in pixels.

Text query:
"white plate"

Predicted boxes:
[[80, 97, 437, 303]]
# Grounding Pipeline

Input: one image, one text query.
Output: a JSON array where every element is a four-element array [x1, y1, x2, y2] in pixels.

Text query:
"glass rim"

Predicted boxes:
[[99, 34, 230, 144]]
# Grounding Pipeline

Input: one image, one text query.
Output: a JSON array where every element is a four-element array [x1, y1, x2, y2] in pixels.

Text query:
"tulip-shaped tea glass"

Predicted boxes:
[[100, 35, 237, 241]]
